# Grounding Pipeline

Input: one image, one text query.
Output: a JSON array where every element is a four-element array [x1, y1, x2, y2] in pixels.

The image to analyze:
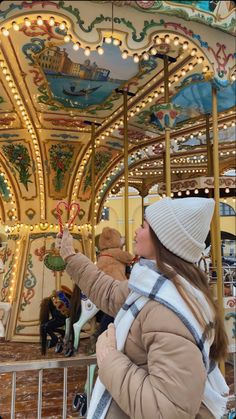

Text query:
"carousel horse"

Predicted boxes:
[[63, 289, 99, 356], [40, 283, 98, 356], [72, 292, 99, 352], [39, 286, 74, 355]]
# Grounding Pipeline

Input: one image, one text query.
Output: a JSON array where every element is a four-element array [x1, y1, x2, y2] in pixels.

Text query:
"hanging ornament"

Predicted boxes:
[[56, 201, 80, 234]]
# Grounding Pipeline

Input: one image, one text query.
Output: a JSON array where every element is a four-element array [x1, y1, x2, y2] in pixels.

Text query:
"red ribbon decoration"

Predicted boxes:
[[56, 201, 80, 234]]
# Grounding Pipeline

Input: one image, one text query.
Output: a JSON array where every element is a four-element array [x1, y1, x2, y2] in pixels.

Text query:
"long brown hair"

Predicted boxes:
[[149, 228, 228, 361]]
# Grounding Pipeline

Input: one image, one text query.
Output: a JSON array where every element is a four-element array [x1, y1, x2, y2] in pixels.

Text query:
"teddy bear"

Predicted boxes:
[[97, 226, 133, 281], [87, 227, 133, 352]]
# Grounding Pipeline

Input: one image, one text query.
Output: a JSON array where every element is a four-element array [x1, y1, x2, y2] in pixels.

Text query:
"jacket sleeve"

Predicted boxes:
[[66, 253, 129, 316], [99, 304, 206, 419]]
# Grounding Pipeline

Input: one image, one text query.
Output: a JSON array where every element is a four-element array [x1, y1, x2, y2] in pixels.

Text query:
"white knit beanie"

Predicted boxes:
[[145, 197, 215, 263]]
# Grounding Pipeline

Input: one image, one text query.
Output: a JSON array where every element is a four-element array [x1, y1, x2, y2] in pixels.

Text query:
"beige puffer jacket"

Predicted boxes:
[[66, 253, 214, 419]]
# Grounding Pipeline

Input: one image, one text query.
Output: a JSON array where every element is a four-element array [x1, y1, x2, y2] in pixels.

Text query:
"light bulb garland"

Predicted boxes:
[[0, 52, 45, 221]]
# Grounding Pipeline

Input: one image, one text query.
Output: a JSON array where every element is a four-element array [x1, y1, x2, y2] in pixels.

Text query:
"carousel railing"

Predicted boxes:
[[0, 355, 96, 419]]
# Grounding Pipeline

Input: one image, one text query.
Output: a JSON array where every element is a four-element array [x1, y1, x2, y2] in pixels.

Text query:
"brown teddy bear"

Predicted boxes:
[[97, 227, 133, 281], [87, 226, 133, 352]]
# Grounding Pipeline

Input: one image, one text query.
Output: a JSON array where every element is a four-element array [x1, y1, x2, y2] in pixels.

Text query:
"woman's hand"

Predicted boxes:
[[96, 323, 117, 369], [59, 228, 76, 261]]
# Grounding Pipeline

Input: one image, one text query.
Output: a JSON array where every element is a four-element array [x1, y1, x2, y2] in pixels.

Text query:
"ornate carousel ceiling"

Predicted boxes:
[[0, 0, 235, 231]]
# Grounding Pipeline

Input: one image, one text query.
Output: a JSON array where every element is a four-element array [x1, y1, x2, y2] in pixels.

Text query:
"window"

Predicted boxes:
[[220, 202, 236, 216]]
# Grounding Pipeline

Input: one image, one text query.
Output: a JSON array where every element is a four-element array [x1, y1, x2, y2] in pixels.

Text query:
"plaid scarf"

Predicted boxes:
[[87, 259, 229, 419]]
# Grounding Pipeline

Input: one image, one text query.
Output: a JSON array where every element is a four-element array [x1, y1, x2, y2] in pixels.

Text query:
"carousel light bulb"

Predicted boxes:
[[113, 38, 120, 46], [73, 42, 80, 51], [194, 189, 199, 194], [203, 66, 209, 73], [142, 52, 149, 61], [12, 22, 20, 31], [173, 37, 179, 46], [204, 188, 209, 194], [105, 36, 112, 44], [121, 50, 128, 59], [24, 18, 31, 27], [188, 63, 193, 71], [64, 34, 71, 43], [59, 21, 66, 30], [186, 190, 190, 196], [164, 35, 170, 44], [150, 47, 157, 55], [177, 191, 182, 196], [133, 54, 139, 63], [197, 56, 204, 64], [183, 41, 189, 50], [49, 17, 55, 26], [37, 16, 43, 26], [174, 75, 179, 82], [155, 36, 162, 45], [84, 47, 91, 56], [225, 188, 230, 193], [1, 28, 9, 36], [97, 46, 104, 55], [181, 69, 186, 76], [191, 48, 197, 56]]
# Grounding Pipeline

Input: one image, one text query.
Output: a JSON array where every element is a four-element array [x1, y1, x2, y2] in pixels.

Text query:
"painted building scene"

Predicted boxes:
[[0, 1, 235, 418]]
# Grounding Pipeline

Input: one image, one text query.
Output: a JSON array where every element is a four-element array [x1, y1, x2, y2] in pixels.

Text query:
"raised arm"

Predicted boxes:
[[60, 230, 129, 316]]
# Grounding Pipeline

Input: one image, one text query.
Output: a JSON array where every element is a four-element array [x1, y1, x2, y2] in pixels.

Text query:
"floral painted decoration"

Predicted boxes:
[[49, 144, 74, 191], [2, 143, 32, 190]]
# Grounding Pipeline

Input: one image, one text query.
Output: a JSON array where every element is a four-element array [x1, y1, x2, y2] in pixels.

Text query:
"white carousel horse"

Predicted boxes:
[[63, 291, 99, 353], [73, 293, 99, 351]]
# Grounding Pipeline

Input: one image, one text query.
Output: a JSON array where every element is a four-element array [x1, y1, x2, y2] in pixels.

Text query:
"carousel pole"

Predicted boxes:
[[212, 85, 225, 374], [116, 88, 135, 251], [141, 194, 145, 225], [123, 89, 129, 252], [206, 115, 216, 267], [84, 120, 101, 262], [164, 56, 171, 197], [91, 122, 96, 262]]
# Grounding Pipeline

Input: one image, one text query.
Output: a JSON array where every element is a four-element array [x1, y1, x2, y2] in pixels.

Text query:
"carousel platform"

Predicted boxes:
[[0, 339, 93, 419]]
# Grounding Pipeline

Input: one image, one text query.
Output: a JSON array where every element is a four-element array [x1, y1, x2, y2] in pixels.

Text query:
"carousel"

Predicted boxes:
[[0, 1, 235, 418]]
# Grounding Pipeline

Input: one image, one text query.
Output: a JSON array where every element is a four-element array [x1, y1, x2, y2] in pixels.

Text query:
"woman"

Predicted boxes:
[[59, 197, 229, 419]]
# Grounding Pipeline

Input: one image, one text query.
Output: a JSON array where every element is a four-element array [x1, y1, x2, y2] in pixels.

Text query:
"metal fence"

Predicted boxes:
[[0, 355, 97, 419]]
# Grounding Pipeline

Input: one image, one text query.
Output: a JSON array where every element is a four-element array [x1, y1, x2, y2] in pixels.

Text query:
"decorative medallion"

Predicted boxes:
[[25, 208, 36, 220], [150, 103, 181, 130]]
